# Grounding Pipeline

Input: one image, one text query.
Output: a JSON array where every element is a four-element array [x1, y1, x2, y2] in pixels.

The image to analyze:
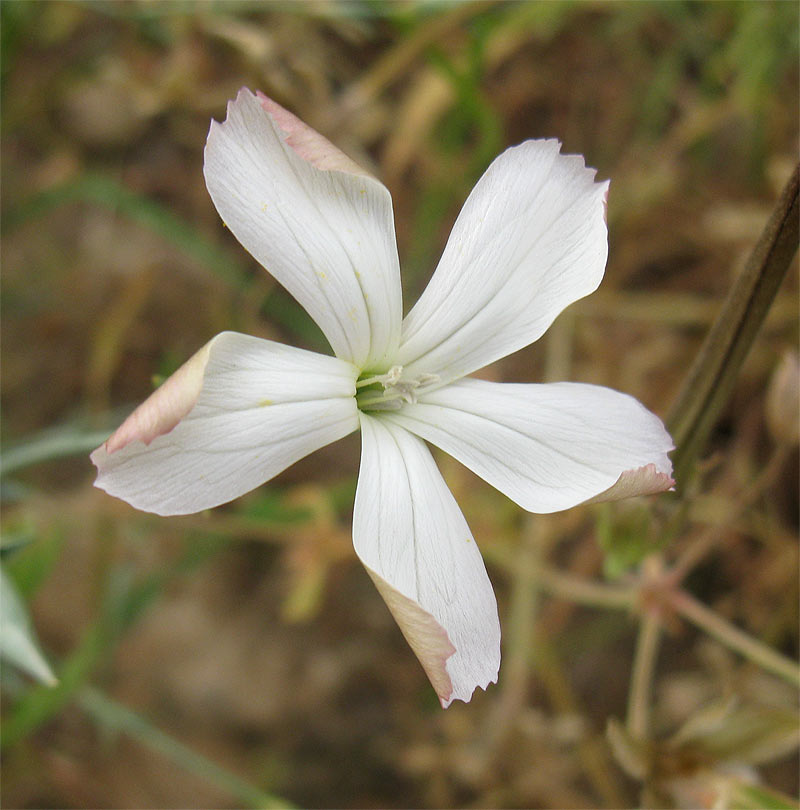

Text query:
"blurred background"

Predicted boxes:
[[1, 2, 798, 808]]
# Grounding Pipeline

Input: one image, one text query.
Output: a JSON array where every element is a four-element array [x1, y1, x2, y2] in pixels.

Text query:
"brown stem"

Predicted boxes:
[[668, 589, 800, 688], [668, 165, 799, 485]]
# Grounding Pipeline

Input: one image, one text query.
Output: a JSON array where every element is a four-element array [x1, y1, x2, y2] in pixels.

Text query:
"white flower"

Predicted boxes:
[[92, 89, 674, 707]]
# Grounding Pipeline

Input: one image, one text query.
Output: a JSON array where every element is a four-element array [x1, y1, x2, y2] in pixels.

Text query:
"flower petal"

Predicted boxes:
[[353, 414, 500, 707], [585, 463, 676, 504], [255, 92, 370, 176], [92, 332, 359, 516], [396, 140, 609, 385], [204, 88, 402, 371], [103, 341, 212, 455], [384, 379, 674, 514]]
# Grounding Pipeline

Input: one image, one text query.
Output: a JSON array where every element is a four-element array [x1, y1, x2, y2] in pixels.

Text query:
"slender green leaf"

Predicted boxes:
[[1, 426, 112, 478], [80, 688, 294, 809], [0, 565, 57, 686], [3, 173, 251, 289], [0, 531, 226, 747]]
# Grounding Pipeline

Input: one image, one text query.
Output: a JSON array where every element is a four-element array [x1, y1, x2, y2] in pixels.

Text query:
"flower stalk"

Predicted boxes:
[[626, 605, 663, 739], [668, 164, 799, 485], [668, 589, 800, 689]]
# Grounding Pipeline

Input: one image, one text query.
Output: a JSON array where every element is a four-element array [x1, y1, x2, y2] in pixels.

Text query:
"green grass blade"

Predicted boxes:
[[80, 688, 294, 809], [0, 533, 227, 748], [1, 620, 110, 748], [0, 565, 57, 685], [1, 426, 113, 478], [3, 173, 251, 289]]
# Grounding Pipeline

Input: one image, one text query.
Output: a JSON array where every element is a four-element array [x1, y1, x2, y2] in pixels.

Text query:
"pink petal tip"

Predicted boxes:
[[588, 463, 675, 504], [91, 340, 212, 462], [252, 89, 371, 178]]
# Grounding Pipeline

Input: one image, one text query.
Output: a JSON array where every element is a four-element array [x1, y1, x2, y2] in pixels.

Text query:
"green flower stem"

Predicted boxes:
[[669, 588, 800, 689], [667, 165, 799, 485]]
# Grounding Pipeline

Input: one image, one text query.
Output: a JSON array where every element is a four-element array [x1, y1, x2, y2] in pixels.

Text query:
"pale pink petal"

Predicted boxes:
[[584, 463, 675, 504], [255, 92, 369, 177], [363, 571, 456, 704], [92, 332, 359, 516], [204, 88, 402, 372], [396, 140, 609, 386], [353, 414, 500, 707], [102, 342, 212, 454], [384, 379, 674, 514]]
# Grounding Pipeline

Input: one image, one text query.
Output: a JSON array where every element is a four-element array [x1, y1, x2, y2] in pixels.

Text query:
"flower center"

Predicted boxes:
[[356, 365, 440, 412]]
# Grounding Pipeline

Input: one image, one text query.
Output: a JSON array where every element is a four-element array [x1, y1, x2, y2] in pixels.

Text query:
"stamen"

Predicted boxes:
[[356, 365, 440, 412]]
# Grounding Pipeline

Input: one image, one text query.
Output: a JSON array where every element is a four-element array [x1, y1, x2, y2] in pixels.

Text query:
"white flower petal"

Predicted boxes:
[[396, 140, 609, 384], [385, 379, 674, 514], [353, 414, 500, 707], [92, 332, 359, 516], [204, 88, 402, 371]]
